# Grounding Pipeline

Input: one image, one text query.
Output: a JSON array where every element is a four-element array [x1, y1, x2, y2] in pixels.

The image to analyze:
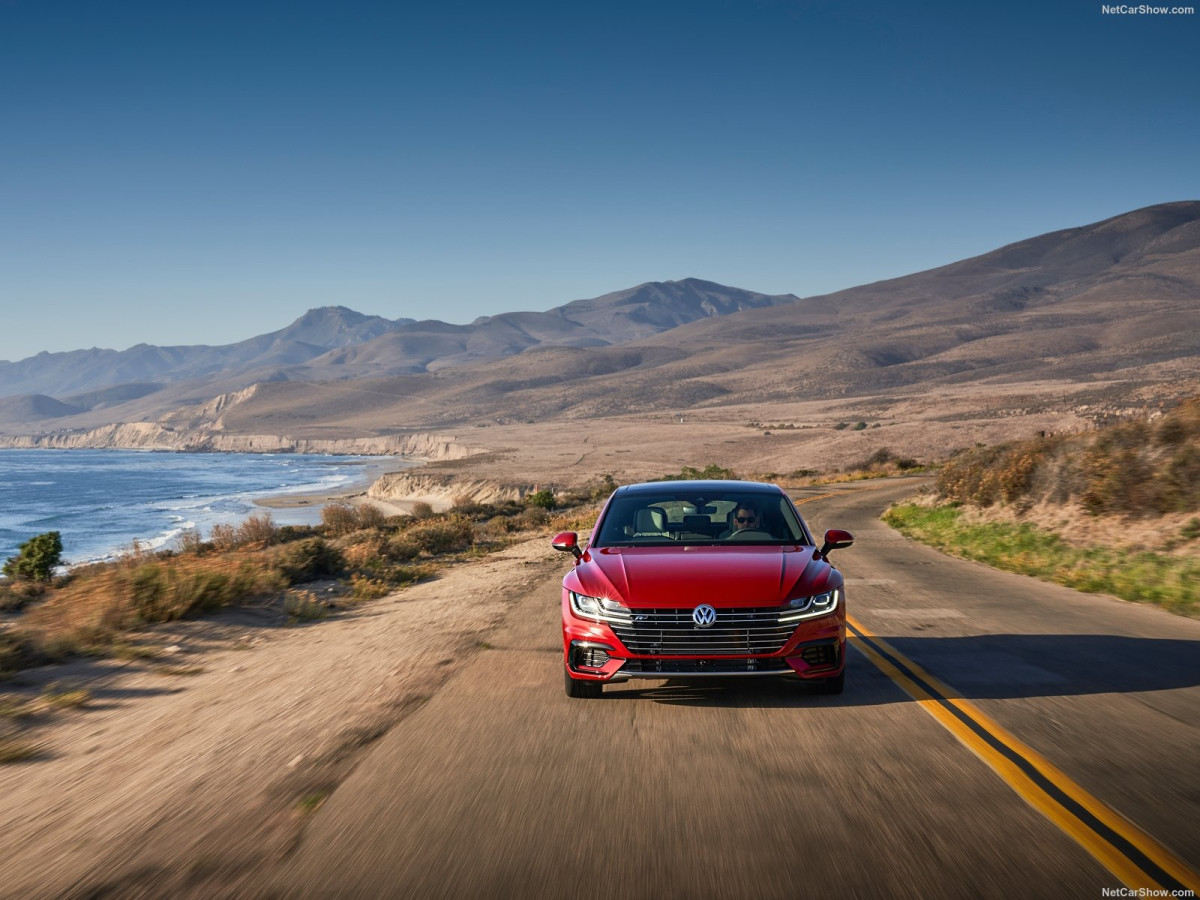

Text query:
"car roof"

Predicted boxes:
[[615, 480, 784, 496]]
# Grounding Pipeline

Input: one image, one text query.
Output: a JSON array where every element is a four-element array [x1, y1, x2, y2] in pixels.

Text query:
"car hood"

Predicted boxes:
[[567, 545, 837, 609]]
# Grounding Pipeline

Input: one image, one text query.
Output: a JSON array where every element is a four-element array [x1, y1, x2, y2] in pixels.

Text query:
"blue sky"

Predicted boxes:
[[2, 0, 1197, 362]]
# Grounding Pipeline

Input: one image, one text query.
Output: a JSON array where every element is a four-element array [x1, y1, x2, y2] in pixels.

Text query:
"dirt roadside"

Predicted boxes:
[[0, 534, 567, 899]]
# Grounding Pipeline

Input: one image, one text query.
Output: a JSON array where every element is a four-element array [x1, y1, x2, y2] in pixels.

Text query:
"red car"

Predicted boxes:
[[554, 480, 853, 698]]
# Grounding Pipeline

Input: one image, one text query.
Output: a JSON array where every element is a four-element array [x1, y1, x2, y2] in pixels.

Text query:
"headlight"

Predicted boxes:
[[570, 591, 602, 618], [569, 592, 628, 622], [781, 588, 841, 622]]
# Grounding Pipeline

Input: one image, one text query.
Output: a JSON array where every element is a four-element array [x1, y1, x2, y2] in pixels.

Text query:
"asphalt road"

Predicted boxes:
[[260, 479, 1200, 899]]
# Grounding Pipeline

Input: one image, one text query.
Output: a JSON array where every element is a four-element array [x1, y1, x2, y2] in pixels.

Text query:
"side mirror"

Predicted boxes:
[[819, 528, 854, 558], [551, 531, 583, 560]]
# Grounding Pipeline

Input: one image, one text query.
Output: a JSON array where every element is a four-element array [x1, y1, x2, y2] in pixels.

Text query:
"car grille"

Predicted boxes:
[[621, 657, 791, 674], [608, 606, 799, 656]]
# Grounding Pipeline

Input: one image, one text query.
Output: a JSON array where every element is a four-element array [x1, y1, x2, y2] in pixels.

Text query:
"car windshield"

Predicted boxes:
[[593, 490, 812, 547]]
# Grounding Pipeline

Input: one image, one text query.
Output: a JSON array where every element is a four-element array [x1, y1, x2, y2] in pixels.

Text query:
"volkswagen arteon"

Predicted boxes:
[[553, 480, 853, 698]]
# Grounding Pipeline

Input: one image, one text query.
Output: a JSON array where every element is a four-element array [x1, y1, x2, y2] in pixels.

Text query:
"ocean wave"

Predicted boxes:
[[1, 449, 379, 564]]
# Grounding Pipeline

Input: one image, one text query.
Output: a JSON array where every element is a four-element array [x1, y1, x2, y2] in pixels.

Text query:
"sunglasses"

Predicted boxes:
[[735, 515, 757, 523]]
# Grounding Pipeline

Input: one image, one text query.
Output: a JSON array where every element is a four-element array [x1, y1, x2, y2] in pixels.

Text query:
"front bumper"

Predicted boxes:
[[562, 597, 845, 683]]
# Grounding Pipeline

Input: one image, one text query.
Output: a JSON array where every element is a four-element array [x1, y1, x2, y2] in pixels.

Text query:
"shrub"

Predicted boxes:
[[177, 529, 205, 554], [407, 516, 475, 554], [236, 513, 278, 547], [205, 514, 279, 551], [383, 535, 421, 561], [0, 579, 47, 612], [119, 556, 284, 624], [355, 504, 387, 531], [209, 523, 239, 551], [657, 464, 737, 482], [321, 502, 360, 537], [350, 573, 392, 601], [3, 531, 63, 582], [411, 501, 435, 520], [0, 632, 47, 673], [516, 506, 550, 530], [273, 538, 344, 583], [276, 524, 318, 543], [591, 474, 617, 500], [284, 590, 329, 622], [524, 489, 556, 510]]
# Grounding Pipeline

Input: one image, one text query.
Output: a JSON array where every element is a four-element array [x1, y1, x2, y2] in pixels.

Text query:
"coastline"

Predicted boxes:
[[1, 450, 430, 567], [253, 457, 423, 518]]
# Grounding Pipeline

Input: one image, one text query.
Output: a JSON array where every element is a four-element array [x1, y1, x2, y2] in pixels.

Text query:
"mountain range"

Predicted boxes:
[[0, 279, 794, 424], [2, 201, 1198, 437]]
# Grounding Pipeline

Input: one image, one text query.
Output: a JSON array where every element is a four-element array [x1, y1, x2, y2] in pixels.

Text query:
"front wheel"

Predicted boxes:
[[564, 666, 603, 698]]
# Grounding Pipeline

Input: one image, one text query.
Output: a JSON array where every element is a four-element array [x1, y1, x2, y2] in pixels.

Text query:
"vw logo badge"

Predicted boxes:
[[692, 605, 717, 628]]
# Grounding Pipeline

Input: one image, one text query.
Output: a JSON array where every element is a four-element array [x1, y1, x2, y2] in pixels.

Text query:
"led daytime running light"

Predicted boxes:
[[781, 588, 841, 622]]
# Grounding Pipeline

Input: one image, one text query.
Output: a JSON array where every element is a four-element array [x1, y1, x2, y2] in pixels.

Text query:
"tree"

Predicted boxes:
[[3, 531, 64, 582]]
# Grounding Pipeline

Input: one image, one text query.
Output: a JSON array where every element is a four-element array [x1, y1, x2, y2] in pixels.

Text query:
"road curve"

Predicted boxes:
[[258, 478, 1200, 899]]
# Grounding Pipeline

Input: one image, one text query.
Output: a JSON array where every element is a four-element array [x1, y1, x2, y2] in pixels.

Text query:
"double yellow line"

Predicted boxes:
[[848, 616, 1200, 893]]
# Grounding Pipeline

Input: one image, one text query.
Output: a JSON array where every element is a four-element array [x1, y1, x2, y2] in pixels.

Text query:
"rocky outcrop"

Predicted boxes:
[[0, 423, 481, 460], [368, 472, 525, 507]]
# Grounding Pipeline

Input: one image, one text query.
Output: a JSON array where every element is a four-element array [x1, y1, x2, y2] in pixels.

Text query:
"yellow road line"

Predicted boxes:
[[848, 615, 1200, 894]]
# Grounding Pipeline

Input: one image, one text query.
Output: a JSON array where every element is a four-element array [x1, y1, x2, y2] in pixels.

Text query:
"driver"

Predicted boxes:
[[728, 501, 762, 535]]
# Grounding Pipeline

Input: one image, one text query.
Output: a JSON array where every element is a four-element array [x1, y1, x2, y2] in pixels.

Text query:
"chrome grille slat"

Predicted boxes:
[[607, 605, 800, 656]]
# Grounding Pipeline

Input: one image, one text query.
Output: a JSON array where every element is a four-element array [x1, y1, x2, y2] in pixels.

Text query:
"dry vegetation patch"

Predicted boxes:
[[1, 486, 611, 680], [937, 395, 1200, 516], [884, 395, 1200, 618]]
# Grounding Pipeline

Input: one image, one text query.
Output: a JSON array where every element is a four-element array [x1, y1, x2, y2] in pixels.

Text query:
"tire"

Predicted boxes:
[[564, 666, 603, 698], [815, 670, 845, 695]]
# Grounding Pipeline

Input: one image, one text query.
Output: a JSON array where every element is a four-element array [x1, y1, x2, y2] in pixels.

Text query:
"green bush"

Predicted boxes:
[[3, 531, 63, 582], [383, 535, 421, 561], [276, 524, 318, 543], [524, 489, 556, 510], [274, 538, 345, 583]]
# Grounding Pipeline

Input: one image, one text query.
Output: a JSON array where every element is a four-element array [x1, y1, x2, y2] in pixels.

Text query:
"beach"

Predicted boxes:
[[253, 457, 421, 517]]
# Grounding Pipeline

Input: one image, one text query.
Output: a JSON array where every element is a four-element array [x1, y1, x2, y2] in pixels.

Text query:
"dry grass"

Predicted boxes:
[[937, 396, 1200, 516], [283, 590, 330, 623], [0, 492, 588, 675]]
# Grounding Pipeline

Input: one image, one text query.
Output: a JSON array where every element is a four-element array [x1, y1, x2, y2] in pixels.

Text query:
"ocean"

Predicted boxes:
[[0, 449, 393, 568]]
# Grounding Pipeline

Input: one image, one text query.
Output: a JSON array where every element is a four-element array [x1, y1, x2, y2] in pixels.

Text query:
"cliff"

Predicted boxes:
[[368, 471, 526, 507], [0, 423, 480, 460]]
